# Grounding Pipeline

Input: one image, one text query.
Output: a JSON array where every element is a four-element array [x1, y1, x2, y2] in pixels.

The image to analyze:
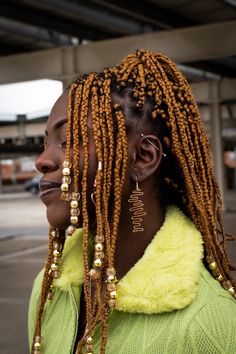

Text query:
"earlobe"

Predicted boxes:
[[130, 134, 163, 183]]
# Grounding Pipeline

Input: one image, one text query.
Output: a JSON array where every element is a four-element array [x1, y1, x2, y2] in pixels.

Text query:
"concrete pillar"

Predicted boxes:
[[208, 81, 225, 206]]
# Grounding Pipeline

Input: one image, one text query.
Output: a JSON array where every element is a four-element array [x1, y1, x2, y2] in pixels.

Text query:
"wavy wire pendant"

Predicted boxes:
[[128, 177, 147, 232]]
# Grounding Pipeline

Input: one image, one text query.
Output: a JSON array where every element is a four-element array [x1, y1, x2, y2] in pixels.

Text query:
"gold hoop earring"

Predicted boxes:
[[128, 177, 147, 233]]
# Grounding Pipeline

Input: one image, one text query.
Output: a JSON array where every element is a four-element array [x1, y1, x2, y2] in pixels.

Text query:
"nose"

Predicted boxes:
[[35, 149, 58, 174]]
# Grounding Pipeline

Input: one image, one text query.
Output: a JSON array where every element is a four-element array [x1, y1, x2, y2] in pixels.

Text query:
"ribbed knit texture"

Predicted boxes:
[[28, 207, 236, 353]]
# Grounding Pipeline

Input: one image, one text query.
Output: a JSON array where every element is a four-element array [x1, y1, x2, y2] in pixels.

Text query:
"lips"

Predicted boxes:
[[39, 180, 61, 200]]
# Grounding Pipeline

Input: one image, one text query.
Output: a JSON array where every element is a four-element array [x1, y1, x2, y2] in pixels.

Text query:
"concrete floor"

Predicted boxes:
[[0, 191, 235, 354]]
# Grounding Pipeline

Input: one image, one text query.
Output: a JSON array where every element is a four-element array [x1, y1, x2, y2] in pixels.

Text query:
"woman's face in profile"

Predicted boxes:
[[35, 90, 97, 229]]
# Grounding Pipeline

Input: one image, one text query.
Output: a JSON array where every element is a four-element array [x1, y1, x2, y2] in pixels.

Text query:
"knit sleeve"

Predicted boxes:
[[28, 269, 44, 351], [184, 297, 236, 353]]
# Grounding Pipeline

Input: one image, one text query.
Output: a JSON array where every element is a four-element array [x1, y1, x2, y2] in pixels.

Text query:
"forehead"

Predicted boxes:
[[47, 90, 69, 128]]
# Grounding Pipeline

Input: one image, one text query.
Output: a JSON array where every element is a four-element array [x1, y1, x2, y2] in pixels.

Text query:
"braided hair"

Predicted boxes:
[[32, 49, 235, 354]]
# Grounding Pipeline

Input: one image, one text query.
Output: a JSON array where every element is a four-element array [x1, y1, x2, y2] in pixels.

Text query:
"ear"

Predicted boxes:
[[130, 134, 163, 182]]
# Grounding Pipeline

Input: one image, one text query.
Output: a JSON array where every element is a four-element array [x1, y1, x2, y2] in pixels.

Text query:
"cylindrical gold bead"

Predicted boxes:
[[34, 342, 41, 349], [107, 275, 115, 283]]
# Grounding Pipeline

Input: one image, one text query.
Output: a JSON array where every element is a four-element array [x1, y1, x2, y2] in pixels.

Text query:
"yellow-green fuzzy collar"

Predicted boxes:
[[53, 206, 203, 314]]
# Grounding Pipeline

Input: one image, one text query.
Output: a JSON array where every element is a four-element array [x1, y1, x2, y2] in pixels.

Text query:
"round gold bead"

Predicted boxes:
[[94, 258, 102, 268], [71, 192, 80, 200], [89, 268, 100, 280], [95, 243, 103, 251], [107, 283, 116, 292], [209, 262, 217, 270], [52, 270, 61, 279], [53, 242, 62, 250], [86, 336, 93, 344], [62, 176, 71, 184], [63, 160, 71, 168], [62, 167, 70, 176], [95, 234, 104, 243], [110, 290, 117, 299], [216, 274, 223, 282], [70, 216, 78, 224], [108, 299, 117, 308], [95, 251, 104, 259], [107, 275, 115, 283], [50, 229, 57, 238], [53, 249, 61, 257], [70, 208, 79, 216], [228, 287, 235, 295], [51, 263, 59, 271], [70, 200, 78, 208], [67, 225, 76, 236], [106, 267, 116, 276], [61, 183, 69, 192], [61, 192, 71, 201], [53, 256, 60, 264], [34, 342, 41, 349]]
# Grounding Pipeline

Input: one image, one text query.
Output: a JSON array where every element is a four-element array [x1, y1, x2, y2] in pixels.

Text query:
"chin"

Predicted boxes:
[[46, 203, 70, 230]]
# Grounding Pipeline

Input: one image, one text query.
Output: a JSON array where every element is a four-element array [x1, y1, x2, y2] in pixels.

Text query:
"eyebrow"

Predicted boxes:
[[45, 117, 68, 136]]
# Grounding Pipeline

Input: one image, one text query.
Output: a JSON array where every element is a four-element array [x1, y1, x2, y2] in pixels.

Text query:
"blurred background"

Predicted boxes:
[[0, 0, 236, 353]]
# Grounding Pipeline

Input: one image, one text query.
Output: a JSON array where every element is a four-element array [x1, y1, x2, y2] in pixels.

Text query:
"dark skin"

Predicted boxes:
[[36, 90, 165, 342]]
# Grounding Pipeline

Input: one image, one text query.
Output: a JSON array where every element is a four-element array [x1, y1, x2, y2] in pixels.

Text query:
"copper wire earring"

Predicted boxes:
[[128, 177, 147, 233]]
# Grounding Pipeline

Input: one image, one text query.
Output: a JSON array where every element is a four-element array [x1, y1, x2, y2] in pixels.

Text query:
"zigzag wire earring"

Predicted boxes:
[[128, 176, 147, 233]]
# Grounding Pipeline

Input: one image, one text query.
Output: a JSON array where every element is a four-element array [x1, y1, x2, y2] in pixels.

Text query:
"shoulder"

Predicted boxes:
[[184, 267, 236, 353]]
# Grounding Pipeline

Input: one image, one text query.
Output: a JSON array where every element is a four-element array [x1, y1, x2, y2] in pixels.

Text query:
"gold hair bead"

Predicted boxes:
[[51, 263, 59, 271], [94, 259, 102, 268], [70, 216, 78, 224], [62, 167, 70, 176], [108, 299, 117, 308], [70, 200, 78, 208], [62, 176, 71, 184], [70, 208, 79, 216], [95, 243, 103, 251], [209, 262, 217, 270], [216, 274, 223, 282], [228, 287, 235, 295], [67, 225, 76, 236], [53, 249, 61, 257], [110, 290, 117, 299], [86, 337, 93, 345], [61, 183, 69, 192], [63, 160, 71, 168], [89, 268, 100, 280]]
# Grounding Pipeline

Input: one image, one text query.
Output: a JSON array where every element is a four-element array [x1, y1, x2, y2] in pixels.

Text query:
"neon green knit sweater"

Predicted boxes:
[[28, 206, 236, 353]]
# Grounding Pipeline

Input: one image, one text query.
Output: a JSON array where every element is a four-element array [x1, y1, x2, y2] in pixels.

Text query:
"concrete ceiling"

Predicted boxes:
[[1, 0, 236, 80]]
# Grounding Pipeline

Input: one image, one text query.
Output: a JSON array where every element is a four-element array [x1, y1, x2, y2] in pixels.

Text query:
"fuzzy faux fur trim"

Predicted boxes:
[[53, 206, 203, 313], [117, 206, 203, 313]]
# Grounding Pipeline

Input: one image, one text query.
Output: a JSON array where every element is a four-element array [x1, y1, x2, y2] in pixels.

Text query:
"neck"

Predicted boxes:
[[114, 197, 165, 280]]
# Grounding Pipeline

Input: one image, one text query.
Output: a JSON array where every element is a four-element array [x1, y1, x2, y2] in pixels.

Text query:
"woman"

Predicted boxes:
[[28, 50, 236, 354]]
